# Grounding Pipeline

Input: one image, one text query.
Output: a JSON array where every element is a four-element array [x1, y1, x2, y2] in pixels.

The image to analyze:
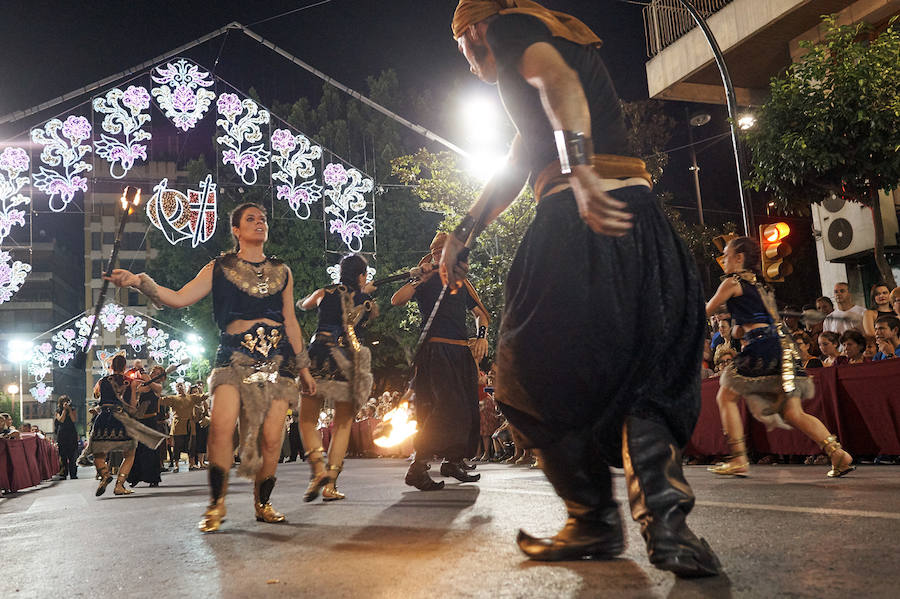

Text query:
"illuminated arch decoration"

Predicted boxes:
[[51, 328, 78, 367], [93, 86, 152, 179], [95, 348, 126, 376], [29, 382, 53, 404], [30, 115, 93, 212], [271, 129, 322, 219], [0, 250, 31, 304], [216, 93, 271, 185], [323, 163, 374, 253], [100, 302, 125, 332], [0, 147, 30, 241], [28, 343, 53, 382], [146, 175, 217, 247], [124, 314, 148, 351], [327, 263, 375, 285], [167, 339, 190, 375], [75, 314, 99, 352], [146, 327, 170, 363], [151, 59, 215, 132]]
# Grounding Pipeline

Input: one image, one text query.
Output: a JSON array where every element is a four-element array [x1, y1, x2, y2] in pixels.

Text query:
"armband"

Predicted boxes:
[[553, 130, 593, 175], [133, 273, 163, 309], [452, 213, 477, 244]]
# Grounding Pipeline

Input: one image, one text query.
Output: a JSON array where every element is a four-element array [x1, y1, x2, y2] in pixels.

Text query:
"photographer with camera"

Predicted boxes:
[[55, 395, 79, 479]]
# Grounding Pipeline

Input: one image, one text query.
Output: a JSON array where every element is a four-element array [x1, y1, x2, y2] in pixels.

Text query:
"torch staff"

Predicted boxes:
[[72, 186, 142, 370]]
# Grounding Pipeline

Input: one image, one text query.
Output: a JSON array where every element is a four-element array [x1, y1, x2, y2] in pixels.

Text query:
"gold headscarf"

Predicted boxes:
[[451, 0, 602, 48], [419, 232, 448, 267]]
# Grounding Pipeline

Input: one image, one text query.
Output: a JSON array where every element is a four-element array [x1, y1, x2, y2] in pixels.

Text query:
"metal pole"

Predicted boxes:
[[687, 109, 705, 226], [677, 0, 754, 236], [18, 362, 23, 425]]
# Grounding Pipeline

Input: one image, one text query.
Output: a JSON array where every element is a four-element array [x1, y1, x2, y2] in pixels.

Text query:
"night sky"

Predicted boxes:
[[0, 0, 739, 223]]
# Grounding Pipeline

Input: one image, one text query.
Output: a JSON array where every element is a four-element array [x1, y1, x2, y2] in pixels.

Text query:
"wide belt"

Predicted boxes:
[[428, 337, 469, 347], [533, 154, 653, 203]]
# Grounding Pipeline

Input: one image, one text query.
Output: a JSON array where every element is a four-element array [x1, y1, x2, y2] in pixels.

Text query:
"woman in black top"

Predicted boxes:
[[126, 365, 166, 488], [106, 202, 316, 532], [298, 254, 377, 502], [55, 395, 78, 479]]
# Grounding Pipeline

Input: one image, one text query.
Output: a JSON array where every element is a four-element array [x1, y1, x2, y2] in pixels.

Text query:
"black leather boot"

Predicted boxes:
[[405, 460, 444, 491], [516, 431, 624, 561], [622, 416, 721, 578], [439, 461, 481, 482]]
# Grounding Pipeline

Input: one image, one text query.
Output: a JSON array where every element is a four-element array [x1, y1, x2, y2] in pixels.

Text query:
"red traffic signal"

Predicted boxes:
[[759, 223, 793, 282]]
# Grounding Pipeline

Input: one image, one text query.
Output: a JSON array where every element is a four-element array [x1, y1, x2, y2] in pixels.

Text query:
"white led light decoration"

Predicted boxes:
[[271, 128, 323, 219], [216, 93, 271, 185], [168, 339, 191, 375], [93, 86, 152, 179], [74, 314, 99, 351], [0, 249, 31, 304], [123, 314, 147, 351], [323, 163, 374, 253], [146, 327, 170, 363], [0, 147, 31, 242], [27, 342, 53, 383], [30, 116, 93, 212], [51, 328, 77, 367], [146, 175, 217, 247], [95, 348, 126, 377], [327, 263, 375, 285], [151, 59, 216, 131], [29, 382, 53, 404]]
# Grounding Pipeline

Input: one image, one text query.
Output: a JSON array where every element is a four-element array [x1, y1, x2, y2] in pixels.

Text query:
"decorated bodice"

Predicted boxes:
[[315, 285, 374, 338], [726, 275, 774, 326], [99, 374, 127, 407], [212, 253, 288, 332]]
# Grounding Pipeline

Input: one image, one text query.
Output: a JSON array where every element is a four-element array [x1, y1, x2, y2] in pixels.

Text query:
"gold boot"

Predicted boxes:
[[198, 465, 229, 532], [821, 435, 855, 478], [95, 465, 113, 497], [322, 465, 345, 502], [707, 435, 749, 477], [303, 447, 327, 502], [254, 476, 286, 523], [113, 473, 134, 495]]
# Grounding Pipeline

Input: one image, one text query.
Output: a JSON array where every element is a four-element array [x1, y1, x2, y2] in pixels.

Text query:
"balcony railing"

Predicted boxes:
[[643, 0, 734, 57]]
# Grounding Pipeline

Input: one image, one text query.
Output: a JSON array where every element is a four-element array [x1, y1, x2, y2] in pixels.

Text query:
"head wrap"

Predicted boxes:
[[451, 0, 602, 48], [420, 232, 448, 267]]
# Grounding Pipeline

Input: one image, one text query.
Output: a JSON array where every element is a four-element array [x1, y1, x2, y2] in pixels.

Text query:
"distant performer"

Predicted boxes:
[[106, 202, 316, 532]]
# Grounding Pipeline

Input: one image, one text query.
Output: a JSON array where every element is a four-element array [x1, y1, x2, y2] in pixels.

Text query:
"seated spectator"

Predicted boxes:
[[892, 287, 900, 318], [0, 413, 21, 439], [818, 331, 845, 366], [864, 283, 894, 337], [840, 329, 869, 364], [713, 345, 736, 373], [783, 305, 803, 335], [873, 314, 900, 360], [792, 331, 823, 368], [864, 335, 878, 360]]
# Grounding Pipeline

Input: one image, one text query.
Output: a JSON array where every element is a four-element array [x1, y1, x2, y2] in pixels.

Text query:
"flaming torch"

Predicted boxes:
[[373, 399, 418, 448]]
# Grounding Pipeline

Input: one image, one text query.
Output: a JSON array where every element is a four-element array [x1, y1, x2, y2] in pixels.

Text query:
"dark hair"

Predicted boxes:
[[818, 331, 840, 346], [870, 282, 891, 306], [840, 329, 866, 348], [728, 237, 761, 276], [339, 254, 368, 291], [149, 365, 166, 379], [56, 394, 70, 412], [875, 314, 900, 333], [816, 296, 834, 309], [111, 355, 127, 373], [229, 202, 267, 252]]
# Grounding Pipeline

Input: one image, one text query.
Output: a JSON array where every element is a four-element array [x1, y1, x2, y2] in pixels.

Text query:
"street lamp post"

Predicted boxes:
[[687, 108, 711, 226]]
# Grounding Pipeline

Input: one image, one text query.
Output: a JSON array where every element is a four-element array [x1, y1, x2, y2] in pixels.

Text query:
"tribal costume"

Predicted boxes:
[[449, 0, 720, 576], [126, 385, 164, 487]]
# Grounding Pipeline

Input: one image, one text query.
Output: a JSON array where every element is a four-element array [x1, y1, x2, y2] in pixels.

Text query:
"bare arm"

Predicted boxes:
[[863, 310, 877, 337], [706, 278, 740, 317], [105, 261, 215, 309], [281, 268, 316, 395], [391, 267, 439, 307], [470, 304, 490, 362], [299, 288, 325, 311]]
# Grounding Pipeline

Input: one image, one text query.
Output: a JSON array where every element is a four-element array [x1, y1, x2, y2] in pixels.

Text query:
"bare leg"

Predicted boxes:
[[198, 385, 240, 532], [114, 449, 137, 495], [322, 402, 354, 501], [253, 397, 290, 522], [300, 396, 327, 500], [710, 386, 749, 475], [782, 397, 853, 475]]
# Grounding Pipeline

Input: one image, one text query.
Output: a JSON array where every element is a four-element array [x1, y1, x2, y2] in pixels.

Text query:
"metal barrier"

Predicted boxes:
[[642, 0, 734, 57]]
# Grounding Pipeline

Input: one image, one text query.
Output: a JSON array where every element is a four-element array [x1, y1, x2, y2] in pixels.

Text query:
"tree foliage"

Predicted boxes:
[[745, 15, 900, 285]]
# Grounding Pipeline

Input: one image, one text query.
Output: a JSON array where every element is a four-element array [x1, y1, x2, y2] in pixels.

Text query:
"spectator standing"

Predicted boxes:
[[823, 283, 866, 334], [863, 284, 893, 337], [54, 395, 79, 479]]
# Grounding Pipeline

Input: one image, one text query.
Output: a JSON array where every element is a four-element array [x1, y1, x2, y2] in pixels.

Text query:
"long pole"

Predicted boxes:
[[687, 112, 705, 226], [677, 0, 754, 236], [18, 362, 24, 425]]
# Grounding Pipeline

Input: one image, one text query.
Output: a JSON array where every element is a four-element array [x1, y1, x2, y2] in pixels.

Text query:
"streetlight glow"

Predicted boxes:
[[6, 384, 18, 395], [8, 339, 33, 362], [738, 114, 757, 130]]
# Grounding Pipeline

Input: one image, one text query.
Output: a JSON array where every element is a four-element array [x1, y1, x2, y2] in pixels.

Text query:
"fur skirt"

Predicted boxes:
[[719, 365, 816, 430]]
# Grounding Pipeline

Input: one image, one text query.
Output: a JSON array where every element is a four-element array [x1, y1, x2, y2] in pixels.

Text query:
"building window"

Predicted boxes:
[[101, 203, 115, 216], [128, 290, 140, 306], [91, 232, 101, 251], [102, 232, 114, 245], [92, 260, 103, 278]]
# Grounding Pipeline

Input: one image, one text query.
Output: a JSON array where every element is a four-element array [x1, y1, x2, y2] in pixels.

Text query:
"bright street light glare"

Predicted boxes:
[[187, 333, 200, 343], [6, 384, 19, 395], [737, 114, 757, 130], [187, 344, 204, 357], [467, 152, 508, 182], [461, 95, 501, 146], [7, 339, 33, 363]]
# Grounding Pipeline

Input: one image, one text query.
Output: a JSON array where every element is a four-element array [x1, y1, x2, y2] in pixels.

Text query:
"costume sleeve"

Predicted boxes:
[[486, 13, 553, 73]]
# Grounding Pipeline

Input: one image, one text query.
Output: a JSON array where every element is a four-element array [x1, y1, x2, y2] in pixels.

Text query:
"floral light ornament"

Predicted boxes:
[[28, 342, 53, 382], [146, 327, 170, 363], [327, 263, 376, 285], [29, 382, 53, 404], [93, 86, 152, 178], [123, 314, 148, 351], [0, 249, 31, 304], [216, 93, 271, 185], [151, 59, 216, 131], [0, 147, 31, 242], [75, 314, 99, 351], [31, 116, 93, 212], [100, 303, 125, 331], [168, 339, 191, 375], [51, 328, 77, 367], [323, 163, 374, 252], [271, 129, 323, 219]]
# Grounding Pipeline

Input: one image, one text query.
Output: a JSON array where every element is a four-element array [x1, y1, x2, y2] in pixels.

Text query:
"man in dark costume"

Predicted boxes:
[[392, 232, 490, 490], [441, 0, 720, 577]]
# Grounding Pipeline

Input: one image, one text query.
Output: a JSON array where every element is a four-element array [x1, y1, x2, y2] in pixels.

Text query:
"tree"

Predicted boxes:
[[745, 15, 900, 287], [0, 391, 20, 428]]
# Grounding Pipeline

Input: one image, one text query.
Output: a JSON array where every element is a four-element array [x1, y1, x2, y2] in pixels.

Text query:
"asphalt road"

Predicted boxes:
[[2, 459, 899, 599]]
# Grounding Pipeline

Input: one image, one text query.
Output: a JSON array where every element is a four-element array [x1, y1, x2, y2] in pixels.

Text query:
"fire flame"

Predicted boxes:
[[373, 401, 418, 448]]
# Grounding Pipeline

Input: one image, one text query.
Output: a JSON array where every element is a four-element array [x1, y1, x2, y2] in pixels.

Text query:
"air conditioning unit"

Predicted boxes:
[[812, 190, 899, 261]]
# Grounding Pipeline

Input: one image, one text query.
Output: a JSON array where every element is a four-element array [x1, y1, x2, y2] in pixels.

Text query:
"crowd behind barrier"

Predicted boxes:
[[0, 434, 60, 493]]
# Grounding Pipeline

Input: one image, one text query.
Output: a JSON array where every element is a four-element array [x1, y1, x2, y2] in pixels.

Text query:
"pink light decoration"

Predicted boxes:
[[0, 147, 31, 242], [151, 59, 215, 131], [93, 86, 152, 179], [0, 249, 31, 304], [216, 93, 271, 185], [271, 129, 322, 219], [323, 163, 374, 252], [30, 116, 93, 212], [29, 382, 53, 404]]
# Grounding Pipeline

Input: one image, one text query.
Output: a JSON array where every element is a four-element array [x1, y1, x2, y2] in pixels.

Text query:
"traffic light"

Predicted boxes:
[[713, 232, 738, 272], [759, 222, 793, 282]]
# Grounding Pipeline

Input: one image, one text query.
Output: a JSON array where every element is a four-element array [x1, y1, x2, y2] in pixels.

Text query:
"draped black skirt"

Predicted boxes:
[[127, 418, 162, 485], [412, 341, 480, 460], [495, 186, 705, 467]]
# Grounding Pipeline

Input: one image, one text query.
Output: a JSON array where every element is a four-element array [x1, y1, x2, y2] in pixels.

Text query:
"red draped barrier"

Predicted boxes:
[[687, 360, 900, 456], [0, 435, 60, 492]]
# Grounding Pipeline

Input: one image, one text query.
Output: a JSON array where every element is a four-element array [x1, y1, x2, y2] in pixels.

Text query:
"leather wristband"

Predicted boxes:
[[477, 325, 487, 339], [133, 273, 163, 309], [452, 213, 476, 244], [554, 130, 593, 175]]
